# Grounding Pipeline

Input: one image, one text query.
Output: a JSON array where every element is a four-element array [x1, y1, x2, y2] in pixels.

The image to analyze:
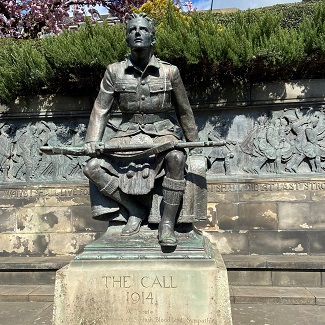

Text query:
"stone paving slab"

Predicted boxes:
[[0, 302, 53, 325], [232, 303, 325, 325], [222, 255, 267, 268], [306, 287, 325, 305], [0, 285, 54, 302], [29, 285, 54, 302], [0, 285, 38, 302], [1, 302, 325, 325], [1, 284, 324, 306], [232, 286, 316, 305]]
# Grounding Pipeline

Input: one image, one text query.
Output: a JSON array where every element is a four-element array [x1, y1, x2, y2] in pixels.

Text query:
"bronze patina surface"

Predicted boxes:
[[82, 13, 205, 248]]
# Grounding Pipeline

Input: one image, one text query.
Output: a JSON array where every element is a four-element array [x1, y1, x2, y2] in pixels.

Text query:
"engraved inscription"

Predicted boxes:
[[208, 181, 325, 193], [81, 274, 219, 324], [141, 276, 177, 288], [92, 316, 218, 324], [126, 292, 155, 304], [102, 275, 178, 290], [3, 187, 89, 199], [82, 316, 217, 324], [103, 276, 131, 288], [102, 275, 177, 311]]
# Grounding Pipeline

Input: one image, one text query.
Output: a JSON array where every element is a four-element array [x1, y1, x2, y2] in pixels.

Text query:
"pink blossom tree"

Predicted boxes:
[[0, 0, 146, 39]]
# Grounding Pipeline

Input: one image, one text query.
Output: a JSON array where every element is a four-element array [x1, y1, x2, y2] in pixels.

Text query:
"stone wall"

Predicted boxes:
[[205, 177, 325, 255], [1, 79, 325, 256], [0, 184, 100, 256]]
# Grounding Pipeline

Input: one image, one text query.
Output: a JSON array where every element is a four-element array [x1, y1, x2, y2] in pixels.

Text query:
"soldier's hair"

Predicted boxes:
[[126, 13, 155, 37]]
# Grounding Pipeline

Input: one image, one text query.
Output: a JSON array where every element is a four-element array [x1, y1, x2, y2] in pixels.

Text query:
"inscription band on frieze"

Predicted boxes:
[[2, 187, 89, 199], [208, 180, 325, 193]]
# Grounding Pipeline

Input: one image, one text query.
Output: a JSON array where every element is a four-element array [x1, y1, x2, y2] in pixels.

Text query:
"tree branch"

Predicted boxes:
[[0, 2, 11, 20]]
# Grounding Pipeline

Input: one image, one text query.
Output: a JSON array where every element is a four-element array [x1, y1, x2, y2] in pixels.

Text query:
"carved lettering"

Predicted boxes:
[[3, 187, 89, 199], [90, 316, 217, 324], [126, 292, 155, 304], [102, 274, 177, 291], [208, 181, 325, 193], [141, 276, 177, 289], [102, 276, 131, 288]]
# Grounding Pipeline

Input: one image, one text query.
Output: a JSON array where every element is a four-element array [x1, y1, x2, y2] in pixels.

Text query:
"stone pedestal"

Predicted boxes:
[[53, 228, 233, 325]]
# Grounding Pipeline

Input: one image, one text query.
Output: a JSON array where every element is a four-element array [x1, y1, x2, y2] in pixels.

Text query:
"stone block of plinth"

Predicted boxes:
[[53, 227, 233, 325]]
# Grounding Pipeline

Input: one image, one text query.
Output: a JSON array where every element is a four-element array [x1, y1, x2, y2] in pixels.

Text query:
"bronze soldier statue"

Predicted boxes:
[[83, 13, 201, 247]]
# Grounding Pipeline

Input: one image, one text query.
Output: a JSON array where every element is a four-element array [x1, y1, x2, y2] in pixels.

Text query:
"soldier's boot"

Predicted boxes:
[[99, 176, 146, 236], [158, 177, 186, 246], [315, 156, 321, 173], [2, 165, 9, 182], [224, 156, 231, 175], [289, 154, 304, 173]]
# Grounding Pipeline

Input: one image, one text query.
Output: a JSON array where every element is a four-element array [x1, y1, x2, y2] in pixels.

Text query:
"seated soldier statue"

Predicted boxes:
[[83, 13, 201, 247]]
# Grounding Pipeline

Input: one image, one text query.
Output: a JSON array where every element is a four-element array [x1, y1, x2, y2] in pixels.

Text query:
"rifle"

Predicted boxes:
[[40, 141, 226, 159]]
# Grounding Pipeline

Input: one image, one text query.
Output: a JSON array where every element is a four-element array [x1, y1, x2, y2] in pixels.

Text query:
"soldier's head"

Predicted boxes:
[[126, 13, 156, 50], [0, 123, 10, 135], [310, 110, 321, 127]]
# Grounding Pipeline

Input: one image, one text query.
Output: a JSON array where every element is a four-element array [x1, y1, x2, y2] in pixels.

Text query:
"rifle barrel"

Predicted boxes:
[[40, 141, 225, 156]]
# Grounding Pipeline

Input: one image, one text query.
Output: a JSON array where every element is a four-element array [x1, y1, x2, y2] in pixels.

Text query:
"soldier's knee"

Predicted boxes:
[[83, 158, 101, 180], [165, 150, 186, 167]]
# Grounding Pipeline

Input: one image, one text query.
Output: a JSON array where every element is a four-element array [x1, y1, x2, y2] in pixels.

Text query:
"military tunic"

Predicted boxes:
[[85, 54, 199, 145]]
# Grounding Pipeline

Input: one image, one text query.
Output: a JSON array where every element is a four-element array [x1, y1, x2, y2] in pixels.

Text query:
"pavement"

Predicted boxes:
[[0, 301, 53, 325], [1, 302, 325, 325], [1, 285, 325, 325], [231, 304, 325, 325]]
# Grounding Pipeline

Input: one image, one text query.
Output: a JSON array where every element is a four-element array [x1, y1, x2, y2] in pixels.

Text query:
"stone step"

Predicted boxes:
[[0, 255, 322, 271], [0, 256, 73, 285], [230, 286, 325, 305], [223, 255, 325, 287], [2, 255, 323, 271], [1, 284, 325, 306], [0, 285, 54, 302], [0, 256, 73, 270], [227, 269, 325, 287], [1, 255, 325, 287], [223, 255, 325, 270]]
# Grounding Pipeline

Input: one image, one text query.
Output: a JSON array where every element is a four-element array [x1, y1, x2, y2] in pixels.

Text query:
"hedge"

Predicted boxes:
[[1, 0, 325, 102]]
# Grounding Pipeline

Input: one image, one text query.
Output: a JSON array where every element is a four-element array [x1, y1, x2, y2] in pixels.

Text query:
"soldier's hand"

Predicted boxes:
[[84, 142, 100, 157]]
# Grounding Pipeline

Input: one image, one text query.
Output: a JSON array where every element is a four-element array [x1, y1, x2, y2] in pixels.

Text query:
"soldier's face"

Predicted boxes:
[[126, 18, 154, 49], [2, 125, 10, 133]]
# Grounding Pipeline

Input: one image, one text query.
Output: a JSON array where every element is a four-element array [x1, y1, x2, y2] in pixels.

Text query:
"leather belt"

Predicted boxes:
[[122, 113, 170, 124]]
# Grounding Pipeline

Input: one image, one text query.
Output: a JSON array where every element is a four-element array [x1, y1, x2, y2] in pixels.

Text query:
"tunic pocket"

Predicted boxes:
[[149, 81, 172, 110], [149, 81, 172, 93], [115, 82, 137, 93], [115, 82, 138, 111]]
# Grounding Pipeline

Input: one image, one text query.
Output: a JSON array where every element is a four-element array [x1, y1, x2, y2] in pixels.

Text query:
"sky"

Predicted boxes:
[[196, 0, 301, 11]]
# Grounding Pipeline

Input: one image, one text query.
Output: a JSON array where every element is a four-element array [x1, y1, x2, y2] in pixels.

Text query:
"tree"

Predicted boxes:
[[0, 0, 146, 39], [134, 0, 195, 24]]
